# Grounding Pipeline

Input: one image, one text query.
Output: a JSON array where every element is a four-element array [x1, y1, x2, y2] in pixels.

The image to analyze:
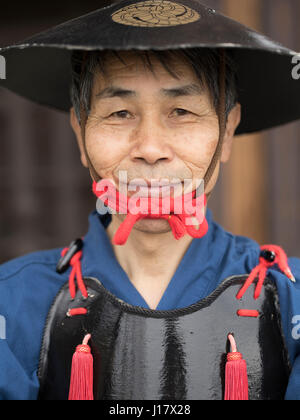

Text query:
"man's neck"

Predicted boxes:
[[106, 215, 194, 309]]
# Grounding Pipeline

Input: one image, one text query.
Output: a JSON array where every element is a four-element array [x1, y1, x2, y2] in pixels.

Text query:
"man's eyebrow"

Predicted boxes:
[[95, 86, 137, 99], [160, 83, 203, 97], [95, 83, 203, 100]]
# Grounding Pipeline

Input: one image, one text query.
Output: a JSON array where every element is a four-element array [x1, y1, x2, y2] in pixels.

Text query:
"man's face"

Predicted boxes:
[[71, 50, 240, 234]]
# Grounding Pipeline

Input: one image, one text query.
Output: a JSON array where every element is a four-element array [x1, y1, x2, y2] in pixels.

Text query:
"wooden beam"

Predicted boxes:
[[217, 0, 269, 244]]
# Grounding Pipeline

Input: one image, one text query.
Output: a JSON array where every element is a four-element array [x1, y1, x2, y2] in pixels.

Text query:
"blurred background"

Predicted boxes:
[[0, 0, 300, 264]]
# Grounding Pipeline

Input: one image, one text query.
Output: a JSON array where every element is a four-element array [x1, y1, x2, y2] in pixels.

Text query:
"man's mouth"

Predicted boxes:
[[118, 180, 187, 198]]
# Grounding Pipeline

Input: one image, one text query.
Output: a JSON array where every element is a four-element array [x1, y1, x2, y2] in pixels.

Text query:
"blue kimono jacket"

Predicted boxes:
[[0, 209, 300, 400]]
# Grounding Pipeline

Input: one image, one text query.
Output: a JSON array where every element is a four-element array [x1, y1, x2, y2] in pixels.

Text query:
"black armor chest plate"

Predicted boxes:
[[38, 275, 290, 400]]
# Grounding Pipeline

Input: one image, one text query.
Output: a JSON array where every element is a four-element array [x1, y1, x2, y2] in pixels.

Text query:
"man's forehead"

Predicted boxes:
[[93, 50, 199, 86]]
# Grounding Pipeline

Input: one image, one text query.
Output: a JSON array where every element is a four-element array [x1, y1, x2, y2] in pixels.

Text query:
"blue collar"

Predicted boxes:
[[80, 209, 260, 310]]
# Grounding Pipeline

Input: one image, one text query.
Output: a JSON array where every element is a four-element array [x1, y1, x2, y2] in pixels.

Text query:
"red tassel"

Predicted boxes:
[[224, 334, 249, 400], [68, 334, 94, 400]]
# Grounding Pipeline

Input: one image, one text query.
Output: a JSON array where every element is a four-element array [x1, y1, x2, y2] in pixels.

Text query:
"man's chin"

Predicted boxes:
[[118, 214, 171, 234], [135, 218, 173, 234]]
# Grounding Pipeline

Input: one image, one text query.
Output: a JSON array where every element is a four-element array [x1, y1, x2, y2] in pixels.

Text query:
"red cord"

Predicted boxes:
[[93, 180, 208, 245], [61, 247, 88, 316], [61, 243, 294, 320], [68, 308, 88, 317], [237, 309, 259, 318], [236, 245, 295, 318], [70, 252, 88, 299]]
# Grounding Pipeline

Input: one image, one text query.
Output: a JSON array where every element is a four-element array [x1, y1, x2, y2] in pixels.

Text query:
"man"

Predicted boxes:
[[70, 47, 240, 309], [0, 0, 300, 401]]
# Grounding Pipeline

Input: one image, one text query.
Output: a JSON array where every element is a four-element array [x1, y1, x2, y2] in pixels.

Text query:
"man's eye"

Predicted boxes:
[[172, 108, 190, 116], [109, 110, 131, 119]]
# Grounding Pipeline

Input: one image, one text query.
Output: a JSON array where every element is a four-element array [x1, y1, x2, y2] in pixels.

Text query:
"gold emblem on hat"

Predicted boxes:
[[111, 0, 200, 27]]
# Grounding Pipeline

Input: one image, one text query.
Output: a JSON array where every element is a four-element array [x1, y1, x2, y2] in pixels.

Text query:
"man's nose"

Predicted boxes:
[[129, 115, 175, 165]]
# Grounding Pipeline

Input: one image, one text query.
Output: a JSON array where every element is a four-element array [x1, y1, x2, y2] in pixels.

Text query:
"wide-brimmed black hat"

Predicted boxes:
[[0, 0, 299, 135]]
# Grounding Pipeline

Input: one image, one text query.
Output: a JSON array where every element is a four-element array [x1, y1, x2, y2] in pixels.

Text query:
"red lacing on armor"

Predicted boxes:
[[61, 243, 295, 318], [236, 244, 295, 318], [236, 309, 260, 318], [61, 247, 88, 317]]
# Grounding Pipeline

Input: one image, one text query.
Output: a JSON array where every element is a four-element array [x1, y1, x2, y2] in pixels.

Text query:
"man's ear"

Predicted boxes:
[[220, 103, 241, 163], [70, 107, 89, 168]]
